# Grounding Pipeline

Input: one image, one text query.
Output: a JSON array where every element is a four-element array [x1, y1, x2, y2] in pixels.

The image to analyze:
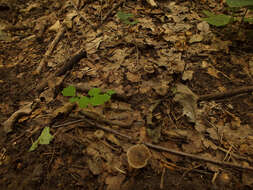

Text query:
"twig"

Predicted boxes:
[[237, 8, 248, 33], [95, 0, 126, 29], [55, 48, 87, 76], [52, 119, 86, 128], [145, 142, 253, 172], [79, 110, 132, 128], [83, 118, 133, 140], [160, 167, 165, 189], [198, 86, 253, 102], [69, 0, 96, 30], [217, 146, 252, 162], [54, 117, 253, 172], [35, 49, 86, 94], [35, 26, 66, 74]]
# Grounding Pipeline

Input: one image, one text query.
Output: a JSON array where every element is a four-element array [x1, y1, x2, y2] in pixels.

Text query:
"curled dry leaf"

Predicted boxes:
[[197, 21, 210, 33], [173, 83, 198, 123], [3, 102, 34, 133]]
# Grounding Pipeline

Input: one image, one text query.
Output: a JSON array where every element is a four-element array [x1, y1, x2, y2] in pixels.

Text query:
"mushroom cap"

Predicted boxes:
[[126, 144, 151, 169]]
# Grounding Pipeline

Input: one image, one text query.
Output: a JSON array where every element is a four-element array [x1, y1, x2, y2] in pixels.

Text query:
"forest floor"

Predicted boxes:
[[0, 0, 253, 189]]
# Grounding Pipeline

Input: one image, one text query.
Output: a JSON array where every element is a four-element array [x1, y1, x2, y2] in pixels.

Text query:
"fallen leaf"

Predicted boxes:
[[126, 72, 141, 82], [197, 21, 210, 33], [146, 0, 157, 7], [189, 34, 204, 43], [29, 127, 54, 151], [182, 70, 193, 81], [3, 102, 34, 133], [87, 157, 103, 175], [105, 174, 126, 190], [173, 83, 198, 123]]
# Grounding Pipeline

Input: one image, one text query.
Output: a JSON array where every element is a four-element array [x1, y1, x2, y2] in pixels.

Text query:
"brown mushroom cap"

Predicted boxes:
[[126, 144, 151, 169]]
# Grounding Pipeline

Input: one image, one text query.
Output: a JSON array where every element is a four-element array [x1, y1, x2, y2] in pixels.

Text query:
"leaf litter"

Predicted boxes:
[[0, 0, 253, 189]]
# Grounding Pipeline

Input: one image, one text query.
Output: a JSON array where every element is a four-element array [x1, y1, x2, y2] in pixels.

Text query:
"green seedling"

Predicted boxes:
[[29, 127, 54, 152], [116, 11, 139, 25], [202, 0, 253, 27], [62, 86, 115, 108]]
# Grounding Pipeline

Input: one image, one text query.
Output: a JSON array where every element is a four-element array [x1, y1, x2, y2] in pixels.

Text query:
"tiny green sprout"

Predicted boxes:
[[62, 86, 115, 108]]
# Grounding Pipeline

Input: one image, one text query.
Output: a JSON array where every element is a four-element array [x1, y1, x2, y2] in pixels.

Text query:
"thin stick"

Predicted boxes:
[[237, 8, 248, 33], [35, 27, 65, 74], [69, 0, 96, 30], [198, 86, 253, 102], [145, 142, 253, 172], [35, 49, 86, 94], [83, 118, 133, 140], [54, 118, 253, 172], [96, 0, 126, 29]]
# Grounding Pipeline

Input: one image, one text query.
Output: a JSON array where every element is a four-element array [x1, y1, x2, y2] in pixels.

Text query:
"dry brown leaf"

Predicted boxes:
[[110, 102, 132, 111], [200, 153, 220, 172], [3, 102, 34, 133], [85, 36, 104, 55], [189, 34, 204, 43], [207, 67, 220, 78], [182, 70, 193, 81], [126, 72, 141, 82], [105, 174, 126, 190], [87, 157, 103, 175], [146, 0, 157, 7], [173, 83, 198, 123], [48, 20, 61, 32], [182, 131, 204, 154], [242, 171, 253, 186], [197, 21, 210, 33], [106, 134, 121, 146], [52, 102, 75, 118]]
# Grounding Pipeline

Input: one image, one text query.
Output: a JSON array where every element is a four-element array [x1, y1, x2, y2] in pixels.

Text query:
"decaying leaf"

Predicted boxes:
[[3, 102, 34, 133], [173, 83, 198, 123]]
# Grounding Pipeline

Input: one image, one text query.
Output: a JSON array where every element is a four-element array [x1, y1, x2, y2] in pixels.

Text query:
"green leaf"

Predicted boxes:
[[38, 127, 54, 145], [69, 96, 80, 103], [90, 94, 111, 106], [88, 88, 101, 97], [64, 87, 114, 108], [106, 90, 115, 96], [29, 141, 39, 152], [226, 0, 253, 8], [203, 10, 215, 17], [202, 14, 233, 26], [78, 96, 90, 108], [29, 127, 54, 152], [62, 86, 76, 97], [244, 17, 253, 23]]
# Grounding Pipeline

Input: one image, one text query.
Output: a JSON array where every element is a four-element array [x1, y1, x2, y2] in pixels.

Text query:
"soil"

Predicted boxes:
[[0, 0, 253, 190]]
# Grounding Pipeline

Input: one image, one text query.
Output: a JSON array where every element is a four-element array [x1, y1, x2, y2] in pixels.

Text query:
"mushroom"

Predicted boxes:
[[126, 144, 151, 169]]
